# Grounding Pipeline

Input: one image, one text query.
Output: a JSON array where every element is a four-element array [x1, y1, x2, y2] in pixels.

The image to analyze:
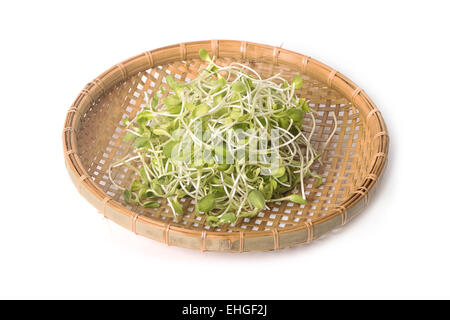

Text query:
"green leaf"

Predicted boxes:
[[222, 174, 234, 186], [131, 180, 144, 192], [206, 215, 219, 226], [192, 103, 209, 117], [271, 178, 278, 190], [185, 102, 195, 112], [279, 117, 290, 129], [143, 201, 160, 208], [248, 189, 266, 210], [210, 176, 222, 184], [223, 117, 233, 125], [150, 181, 163, 196], [278, 172, 288, 183], [309, 172, 323, 187], [121, 116, 130, 126], [140, 167, 150, 183], [136, 111, 155, 127], [220, 213, 236, 224], [198, 193, 216, 213], [238, 211, 259, 218], [261, 182, 273, 200], [287, 108, 304, 123], [169, 198, 183, 215], [230, 108, 242, 120], [211, 186, 226, 197], [199, 49, 211, 61], [273, 104, 282, 110], [123, 132, 137, 142], [217, 164, 230, 171], [292, 75, 303, 90], [238, 114, 249, 122], [152, 95, 158, 107], [213, 94, 223, 106], [133, 136, 149, 148], [286, 194, 307, 205], [167, 103, 182, 114], [138, 188, 147, 200], [162, 95, 181, 107], [232, 82, 246, 94], [123, 189, 132, 203], [176, 189, 187, 198], [166, 75, 179, 89], [153, 128, 171, 137], [298, 98, 311, 113], [271, 166, 285, 178], [163, 141, 179, 158]]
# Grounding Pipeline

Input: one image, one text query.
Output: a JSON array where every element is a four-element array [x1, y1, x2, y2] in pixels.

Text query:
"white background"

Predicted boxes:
[[1, 0, 449, 299]]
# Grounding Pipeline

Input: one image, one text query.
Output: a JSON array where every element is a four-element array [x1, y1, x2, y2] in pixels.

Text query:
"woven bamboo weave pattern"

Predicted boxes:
[[63, 40, 388, 252]]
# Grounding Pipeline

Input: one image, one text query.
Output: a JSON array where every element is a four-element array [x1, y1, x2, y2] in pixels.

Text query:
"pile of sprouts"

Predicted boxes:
[[108, 49, 337, 227]]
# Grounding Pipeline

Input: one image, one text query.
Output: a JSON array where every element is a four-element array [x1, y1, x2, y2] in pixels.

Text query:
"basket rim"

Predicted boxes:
[[62, 39, 389, 249]]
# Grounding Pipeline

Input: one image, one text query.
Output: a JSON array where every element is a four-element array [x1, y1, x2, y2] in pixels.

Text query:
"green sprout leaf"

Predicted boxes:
[[271, 166, 286, 178], [192, 103, 209, 117], [232, 82, 246, 94], [298, 98, 311, 113], [163, 141, 179, 158], [292, 75, 303, 90], [152, 128, 171, 137], [123, 132, 137, 142], [169, 198, 183, 215], [123, 189, 132, 203], [199, 49, 211, 61], [121, 116, 130, 126], [287, 108, 304, 123], [197, 193, 216, 213], [163, 95, 181, 107], [309, 172, 323, 187], [133, 136, 149, 149], [166, 75, 179, 89], [206, 216, 219, 226], [143, 201, 160, 208], [248, 189, 266, 210], [152, 95, 159, 107], [220, 213, 236, 224], [238, 210, 259, 218], [286, 194, 307, 205], [167, 103, 182, 114], [136, 111, 155, 127], [140, 167, 150, 184], [131, 180, 144, 192]]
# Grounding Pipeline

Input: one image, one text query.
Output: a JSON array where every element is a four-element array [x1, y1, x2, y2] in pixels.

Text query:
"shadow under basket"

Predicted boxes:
[[63, 40, 389, 252]]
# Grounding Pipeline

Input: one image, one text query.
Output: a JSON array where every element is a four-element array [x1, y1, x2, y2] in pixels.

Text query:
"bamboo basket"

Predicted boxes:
[[63, 40, 389, 252]]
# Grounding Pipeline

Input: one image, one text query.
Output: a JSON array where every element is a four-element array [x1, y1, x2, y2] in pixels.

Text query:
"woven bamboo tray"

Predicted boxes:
[[63, 40, 388, 252]]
